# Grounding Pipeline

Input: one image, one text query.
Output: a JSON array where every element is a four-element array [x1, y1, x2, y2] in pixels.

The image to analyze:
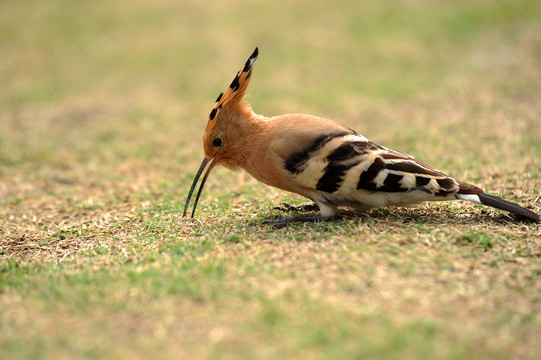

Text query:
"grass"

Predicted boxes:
[[1, 0, 540, 359]]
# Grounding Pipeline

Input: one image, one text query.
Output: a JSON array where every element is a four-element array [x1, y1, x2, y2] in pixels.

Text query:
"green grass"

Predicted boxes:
[[1, 0, 540, 359]]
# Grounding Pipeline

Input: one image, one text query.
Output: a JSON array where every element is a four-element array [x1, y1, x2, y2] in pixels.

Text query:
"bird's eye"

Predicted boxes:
[[213, 137, 222, 147]]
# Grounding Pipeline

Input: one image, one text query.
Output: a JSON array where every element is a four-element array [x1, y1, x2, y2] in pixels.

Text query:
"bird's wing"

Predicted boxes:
[[277, 129, 460, 201]]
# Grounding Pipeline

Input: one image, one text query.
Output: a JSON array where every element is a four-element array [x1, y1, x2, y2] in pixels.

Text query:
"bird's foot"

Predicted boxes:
[[272, 202, 319, 213], [262, 213, 330, 229]]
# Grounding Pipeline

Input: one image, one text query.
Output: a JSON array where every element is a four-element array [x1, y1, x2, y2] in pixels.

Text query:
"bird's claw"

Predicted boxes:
[[261, 218, 288, 229], [272, 202, 319, 212]]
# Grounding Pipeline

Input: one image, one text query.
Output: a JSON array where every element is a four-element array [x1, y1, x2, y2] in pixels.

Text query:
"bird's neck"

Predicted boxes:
[[221, 107, 269, 170]]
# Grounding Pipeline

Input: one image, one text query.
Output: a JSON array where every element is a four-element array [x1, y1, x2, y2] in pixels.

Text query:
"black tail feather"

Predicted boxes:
[[477, 193, 539, 221]]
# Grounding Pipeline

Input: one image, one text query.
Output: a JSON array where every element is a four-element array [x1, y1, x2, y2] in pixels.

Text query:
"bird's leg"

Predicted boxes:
[[262, 213, 332, 229], [272, 202, 319, 212]]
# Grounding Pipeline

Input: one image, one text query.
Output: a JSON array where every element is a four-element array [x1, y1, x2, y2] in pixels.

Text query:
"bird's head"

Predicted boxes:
[[184, 47, 259, 217]]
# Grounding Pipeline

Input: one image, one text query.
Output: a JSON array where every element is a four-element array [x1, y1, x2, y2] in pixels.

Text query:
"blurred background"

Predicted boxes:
[[1, 0, 539, 193]]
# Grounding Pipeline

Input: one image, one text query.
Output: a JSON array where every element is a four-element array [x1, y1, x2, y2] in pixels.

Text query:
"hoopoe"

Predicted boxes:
[[183, 48, 540, 228]]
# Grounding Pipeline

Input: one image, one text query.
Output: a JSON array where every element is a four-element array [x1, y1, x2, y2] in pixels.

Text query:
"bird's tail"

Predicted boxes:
[[455, 181, 539, 221]]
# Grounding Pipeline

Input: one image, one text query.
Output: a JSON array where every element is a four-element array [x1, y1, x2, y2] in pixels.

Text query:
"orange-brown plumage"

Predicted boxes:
[[183, 48, 539, 227]]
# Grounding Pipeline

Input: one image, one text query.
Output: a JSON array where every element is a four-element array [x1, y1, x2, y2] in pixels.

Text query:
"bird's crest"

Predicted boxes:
[[208, 47, 258, 122]]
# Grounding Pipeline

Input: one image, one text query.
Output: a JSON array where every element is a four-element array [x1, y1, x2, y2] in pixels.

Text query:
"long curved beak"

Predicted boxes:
[[183, 157, 217, 218]]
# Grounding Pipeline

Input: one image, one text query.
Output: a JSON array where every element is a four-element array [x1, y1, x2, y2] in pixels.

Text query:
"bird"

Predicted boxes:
[[183, 47, 540, 228]]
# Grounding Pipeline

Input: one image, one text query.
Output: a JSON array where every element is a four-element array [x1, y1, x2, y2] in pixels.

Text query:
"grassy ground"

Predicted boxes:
[[1, 0, 540, 359]]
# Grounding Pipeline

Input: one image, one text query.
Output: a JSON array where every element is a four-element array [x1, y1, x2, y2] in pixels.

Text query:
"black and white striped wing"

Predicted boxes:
[[284, 131, 459, 206]]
